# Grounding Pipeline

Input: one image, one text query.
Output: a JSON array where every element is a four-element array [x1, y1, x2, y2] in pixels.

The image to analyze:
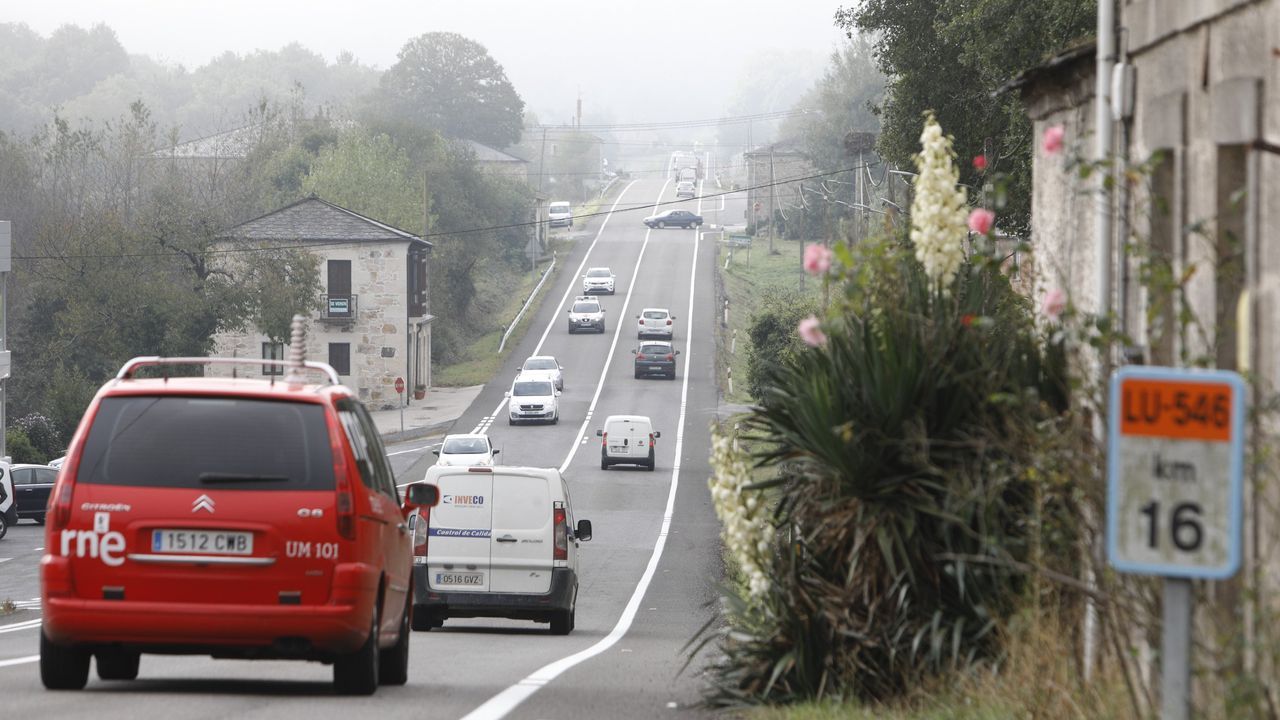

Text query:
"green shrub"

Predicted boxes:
[[14, 412, 62, 459], [702, 236, 1076, 706], [745, 289, 817, 400], [5, 426, 45, 465]]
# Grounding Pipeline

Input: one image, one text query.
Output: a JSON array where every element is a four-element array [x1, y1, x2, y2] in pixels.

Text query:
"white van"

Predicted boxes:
[[548, 201, 573, 229], [596, 415, 660, 471], [411, 466, 592, 634]]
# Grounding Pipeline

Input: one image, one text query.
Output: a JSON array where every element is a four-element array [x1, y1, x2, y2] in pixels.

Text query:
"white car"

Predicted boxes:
[[433, 434, 498, 467], [520, 355, 564, 391], [413, 465, 592, 634], [636, 308, 675, 339], [507, 377, 560, 424], [548, 201, 573, 229], [582, 267, 616, 295]]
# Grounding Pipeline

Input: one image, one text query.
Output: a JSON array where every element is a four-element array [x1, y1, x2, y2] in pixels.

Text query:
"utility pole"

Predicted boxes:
[[768, 149, 776, 255], [0, 221, 11, 460], [537, 127, 549, 195]]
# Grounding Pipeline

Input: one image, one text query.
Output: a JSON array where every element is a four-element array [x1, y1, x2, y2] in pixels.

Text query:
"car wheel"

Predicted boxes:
[[567, 325, 574, 334], [34, 514, 45, 525], [334, 607, 379, 695], [600, 323, 606, 333], [551, 412, 559, 425], [0, 512, 7, 540], [508, 417, 515, 426], [647, 449, 656, 471], [379, 593, 411, 685], [41, 631, 90, 690], [634, 370, 641, 379], [657, 221, 665, 229], [549, 608, 574, 635], [95, 649, 140, 681], [411, 605, 433, 632], [601, 451, 610, 470], [668, 372, 676, 380]]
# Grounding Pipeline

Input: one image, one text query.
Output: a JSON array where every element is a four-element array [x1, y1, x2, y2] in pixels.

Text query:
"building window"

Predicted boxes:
[[262, 341, 284, 375], [329, 343, 351, 376]]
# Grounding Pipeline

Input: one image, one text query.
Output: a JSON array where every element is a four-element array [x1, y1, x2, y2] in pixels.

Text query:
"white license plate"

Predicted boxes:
[[151, 529, 253, 555], [609, 445, 628, 453], [435, 571, 483, 586]]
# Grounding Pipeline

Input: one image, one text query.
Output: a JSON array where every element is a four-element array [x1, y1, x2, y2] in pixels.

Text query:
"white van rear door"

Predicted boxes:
[[427, 470, 494, 592], [489, 472, 554, 594]]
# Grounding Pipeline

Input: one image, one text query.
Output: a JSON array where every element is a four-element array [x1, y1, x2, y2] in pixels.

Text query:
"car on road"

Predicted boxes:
[[38, 353, 439, 695], [548, 201, 573, 229], [567, 296, 606, 333], [520, 355, 564, 391], [413, 465, 592, 634], [582, 267, 616, 295], [632, 341, 680, 380], [636, 308, 675, 339], [597, 415, 659, 471], [12, 463, 59, 524], [643, 209, 703, 229], [0, 461, 14, 540], [507, 377, 560, 424], [433, 434, 498, 467], [675, 180, 696, 199]]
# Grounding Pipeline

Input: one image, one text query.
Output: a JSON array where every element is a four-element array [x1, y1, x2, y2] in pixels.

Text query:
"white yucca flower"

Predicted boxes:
[[910, 113, 969, 293], [707, 428, 772, 601]]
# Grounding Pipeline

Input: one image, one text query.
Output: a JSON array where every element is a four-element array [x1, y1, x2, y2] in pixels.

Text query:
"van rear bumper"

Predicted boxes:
[[414, 567, 576, 622]]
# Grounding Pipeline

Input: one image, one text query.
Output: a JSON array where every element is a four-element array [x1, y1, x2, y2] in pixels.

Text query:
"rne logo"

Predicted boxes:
[[60, 512, 126, 567]]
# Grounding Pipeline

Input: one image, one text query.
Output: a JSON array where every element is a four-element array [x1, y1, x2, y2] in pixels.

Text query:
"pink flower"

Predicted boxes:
[[802, 244, 833, 276], [972, 155, 987, 172], [1041, 287, 1067, 321], [1042, 125, 1065, 156], [797, 316, 827, 347], [967, 208, 995, 235]]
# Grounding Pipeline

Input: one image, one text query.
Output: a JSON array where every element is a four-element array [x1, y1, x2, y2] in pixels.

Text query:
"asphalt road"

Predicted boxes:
[[0, 157, 732, 719]]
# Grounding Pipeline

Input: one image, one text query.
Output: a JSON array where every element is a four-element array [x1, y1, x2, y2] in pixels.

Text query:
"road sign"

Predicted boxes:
[[1107, 366, 1246, 579], [394, 377, 405, 395]]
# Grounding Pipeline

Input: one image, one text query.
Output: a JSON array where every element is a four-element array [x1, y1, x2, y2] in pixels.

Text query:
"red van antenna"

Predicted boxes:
[[284, 314, 308, 385]]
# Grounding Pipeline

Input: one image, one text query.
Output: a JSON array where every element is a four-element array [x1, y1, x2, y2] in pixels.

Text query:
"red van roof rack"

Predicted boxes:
[[115, 357, 342, 385]]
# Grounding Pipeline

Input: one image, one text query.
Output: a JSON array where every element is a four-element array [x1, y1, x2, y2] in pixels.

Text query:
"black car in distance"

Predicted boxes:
[[632, 341, 680, 380]]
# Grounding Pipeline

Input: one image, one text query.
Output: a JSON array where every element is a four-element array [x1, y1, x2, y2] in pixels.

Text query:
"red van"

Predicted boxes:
[[40, 356, 437, 695]]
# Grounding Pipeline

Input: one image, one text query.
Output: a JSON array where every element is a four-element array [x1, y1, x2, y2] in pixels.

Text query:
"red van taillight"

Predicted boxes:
[[327, 411, 357, 541], [553, 504, 568, 561], [600, 432, 607, 447], [48, 413, 95, 531]]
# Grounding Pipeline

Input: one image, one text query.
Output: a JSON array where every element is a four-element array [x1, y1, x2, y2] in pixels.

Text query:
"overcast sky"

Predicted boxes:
[[2, 0, 851, 124]]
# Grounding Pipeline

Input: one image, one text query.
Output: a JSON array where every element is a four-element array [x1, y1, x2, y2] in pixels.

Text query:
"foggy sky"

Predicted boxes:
[[2, 0, 850, 125]]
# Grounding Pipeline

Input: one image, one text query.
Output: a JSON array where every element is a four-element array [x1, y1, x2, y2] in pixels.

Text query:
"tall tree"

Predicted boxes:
[[379, 32, 524, 148], [838, 0, 1093, 236]]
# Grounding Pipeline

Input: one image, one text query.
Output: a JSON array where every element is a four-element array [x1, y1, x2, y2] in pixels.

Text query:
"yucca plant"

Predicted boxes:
[[701, 236, 1075, 706]]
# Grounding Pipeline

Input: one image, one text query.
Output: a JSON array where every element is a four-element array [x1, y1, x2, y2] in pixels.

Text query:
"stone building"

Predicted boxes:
[[1010, 0, 1280, 698], [211, 196, 432, 409], [456, 138, 531, 183]]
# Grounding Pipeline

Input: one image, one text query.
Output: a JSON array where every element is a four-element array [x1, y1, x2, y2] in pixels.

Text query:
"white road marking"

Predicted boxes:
[[386, 443, 441, 457], [0, 618, 41, 634], [460, 166, 701, 720], [476, 182, 640, 435], [0, 558, 9, 564], [0, 655, 39, 668]]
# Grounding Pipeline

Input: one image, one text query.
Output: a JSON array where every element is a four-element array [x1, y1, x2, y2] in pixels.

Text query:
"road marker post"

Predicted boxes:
[[1106, 366, 1246, 720]]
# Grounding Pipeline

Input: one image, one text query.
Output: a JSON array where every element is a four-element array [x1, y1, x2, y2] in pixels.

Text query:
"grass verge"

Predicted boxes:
[[715, 238, 821, 406]]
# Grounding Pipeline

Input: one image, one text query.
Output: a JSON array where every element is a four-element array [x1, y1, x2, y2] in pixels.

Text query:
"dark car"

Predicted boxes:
[[643, 210, 703, 229], [632, 341, 680, 380], [12, 464, 58, 524]]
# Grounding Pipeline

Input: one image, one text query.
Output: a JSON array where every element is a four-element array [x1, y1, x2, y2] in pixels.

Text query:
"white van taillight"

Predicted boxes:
[[413, 510, 429, 558], [649, 432, 656, 447], [553, 504, 568, 561], [600, 432, 607, 447]]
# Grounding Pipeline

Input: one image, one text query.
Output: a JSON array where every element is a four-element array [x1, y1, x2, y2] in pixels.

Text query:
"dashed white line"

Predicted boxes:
[[0, 655, 39, 668], [386, 443, 441, 457], [0, 618, 41, 634]]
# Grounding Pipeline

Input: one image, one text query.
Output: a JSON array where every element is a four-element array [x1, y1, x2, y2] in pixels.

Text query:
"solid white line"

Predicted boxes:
[[0, 558, 9, 564], [459, 169, 700, 720], [386, 443, 441, 457], [0, 655, 39, 668]]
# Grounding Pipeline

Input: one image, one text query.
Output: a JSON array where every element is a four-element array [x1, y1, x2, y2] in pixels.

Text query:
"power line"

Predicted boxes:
[[12, 166, 864, 262], [532, 108, 816, 132]]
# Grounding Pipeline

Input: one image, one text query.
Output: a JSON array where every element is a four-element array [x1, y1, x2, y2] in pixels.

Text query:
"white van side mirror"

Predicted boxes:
[[575, 519, 593, 542], [653, 431, 661, 438], [595, 429, 603, 437]]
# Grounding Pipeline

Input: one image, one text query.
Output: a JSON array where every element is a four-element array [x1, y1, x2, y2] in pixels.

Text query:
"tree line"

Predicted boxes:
[[0, 28, 534, 447]]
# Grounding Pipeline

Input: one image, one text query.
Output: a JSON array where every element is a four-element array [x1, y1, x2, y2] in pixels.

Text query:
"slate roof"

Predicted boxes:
[[221, 196, 431, 247], [457, 138, 529, 164], [151, 124, 262, 159]]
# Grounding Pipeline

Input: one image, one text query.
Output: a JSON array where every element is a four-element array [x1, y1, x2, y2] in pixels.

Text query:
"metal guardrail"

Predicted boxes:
[[498, 256, 557, 354]]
